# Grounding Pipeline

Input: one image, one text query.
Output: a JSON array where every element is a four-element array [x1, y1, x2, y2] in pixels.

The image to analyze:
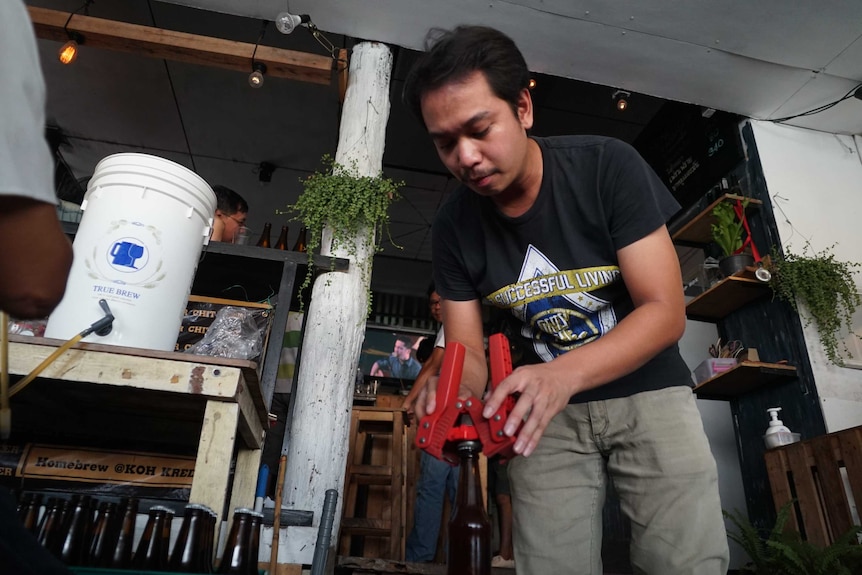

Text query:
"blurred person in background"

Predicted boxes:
[[210, 185, 249, 243]]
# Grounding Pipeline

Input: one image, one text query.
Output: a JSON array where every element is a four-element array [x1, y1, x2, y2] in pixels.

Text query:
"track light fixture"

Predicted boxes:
[[612, 90, 631, 112], [258, 162, 276, 183], [275, 11, 339, 60], [58, 0, 93, 65], [248, 20, 268, 88], [275, 12, 311, 35]]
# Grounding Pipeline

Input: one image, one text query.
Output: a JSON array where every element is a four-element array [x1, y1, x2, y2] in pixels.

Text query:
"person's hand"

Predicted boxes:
[[369, 363, 383, 377], [414, 375, 474, 421], [401, 391, 418, 424], [482, 362, 578, 457]]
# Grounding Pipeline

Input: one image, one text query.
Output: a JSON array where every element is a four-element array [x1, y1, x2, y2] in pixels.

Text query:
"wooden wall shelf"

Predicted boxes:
[[671, 193, 762, 246], [685, 267, 772, 322], [693, 361, 797, 400]]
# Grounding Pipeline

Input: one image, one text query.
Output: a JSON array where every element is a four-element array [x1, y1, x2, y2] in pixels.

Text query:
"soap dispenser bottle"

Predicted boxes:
[[763, 407, 792, 449]]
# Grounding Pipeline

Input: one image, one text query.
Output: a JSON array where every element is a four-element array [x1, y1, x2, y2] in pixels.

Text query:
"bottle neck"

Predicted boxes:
[[456, 442, 483, 508]]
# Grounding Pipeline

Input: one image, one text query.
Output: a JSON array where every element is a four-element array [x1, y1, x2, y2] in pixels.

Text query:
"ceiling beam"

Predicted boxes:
[[28, 6, 337, 86]]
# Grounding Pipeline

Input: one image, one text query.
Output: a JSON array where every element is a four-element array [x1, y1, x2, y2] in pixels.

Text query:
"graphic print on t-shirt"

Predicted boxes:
[[486, 245, 620, 362]]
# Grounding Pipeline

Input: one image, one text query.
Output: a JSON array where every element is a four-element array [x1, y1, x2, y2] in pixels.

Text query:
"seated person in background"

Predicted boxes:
[[210, 185, 249, 243], [370, 335, 421, 379]]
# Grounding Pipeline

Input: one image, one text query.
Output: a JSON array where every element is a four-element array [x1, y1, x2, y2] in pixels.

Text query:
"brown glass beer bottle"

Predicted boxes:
[[447, 440, 491, 575], [217, 508, 253, 574], [274, 225, 289, 250], [246, 510, 263, 575], [87, 500, 116, 567], [132, 504, 172, 570], [109, 497, 138, 568], [255, 223, 272, 248], [20, 492, 42, 534], [292, 226, 307, 252]]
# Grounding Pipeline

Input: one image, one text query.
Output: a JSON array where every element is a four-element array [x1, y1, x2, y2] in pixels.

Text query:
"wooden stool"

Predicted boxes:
[[340, 406, 408, 560]]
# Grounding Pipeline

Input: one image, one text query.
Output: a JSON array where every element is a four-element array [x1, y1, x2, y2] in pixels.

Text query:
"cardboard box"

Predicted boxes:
[[694, 358, 738, 383]]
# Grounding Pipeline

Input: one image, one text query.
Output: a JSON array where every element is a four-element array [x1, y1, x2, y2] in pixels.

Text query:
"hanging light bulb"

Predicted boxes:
[[275, 12, 310, 35], [612, 90, 631, 112], [58, 38, 80, 65], [528, 78, 537, 90], [248, 62, 267, 88]]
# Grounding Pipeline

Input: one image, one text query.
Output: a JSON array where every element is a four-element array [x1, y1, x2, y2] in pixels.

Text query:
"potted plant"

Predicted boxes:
[[289, 155, 403, 314], [724, 502, 862, 574], [711, 199, 754, 277], [769, 243, 861, 365]]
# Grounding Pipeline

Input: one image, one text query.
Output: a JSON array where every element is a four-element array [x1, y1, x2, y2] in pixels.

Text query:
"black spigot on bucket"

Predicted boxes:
[[83, 299, 115, 337]]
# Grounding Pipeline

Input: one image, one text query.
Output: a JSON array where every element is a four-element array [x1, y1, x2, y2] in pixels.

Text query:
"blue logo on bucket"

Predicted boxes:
[[107, 237, 149, 272]]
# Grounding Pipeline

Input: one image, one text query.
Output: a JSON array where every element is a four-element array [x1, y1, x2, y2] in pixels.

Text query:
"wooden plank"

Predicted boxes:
[[10, 338, 243, 398], [838, 428, 862, 518], [27, 6, 334, 85], [227, 447, 263, 518], [685, 273, 772, 322], [391, 410, 405, 559], [693, 362, 797, 400], [190, 401, 239, 534], [671, 193, 763, 246], [337, 556, 445, 574], [784, 442, 830, 546], [810, 436, 853, 539], [764, 449, 800, 532]]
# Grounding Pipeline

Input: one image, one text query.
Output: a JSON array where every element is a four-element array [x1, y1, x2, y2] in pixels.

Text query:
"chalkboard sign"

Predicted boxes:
[[634, 103, 744, 210]]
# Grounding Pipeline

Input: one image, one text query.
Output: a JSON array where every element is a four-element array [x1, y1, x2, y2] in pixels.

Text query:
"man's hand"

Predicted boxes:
[[482, 362, 578, 457]]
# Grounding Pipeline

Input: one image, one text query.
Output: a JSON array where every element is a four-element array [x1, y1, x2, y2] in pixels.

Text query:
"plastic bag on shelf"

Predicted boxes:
[[184, 306, 265, 360]]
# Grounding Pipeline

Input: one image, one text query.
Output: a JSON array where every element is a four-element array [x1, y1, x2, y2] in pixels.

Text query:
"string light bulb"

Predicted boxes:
[[57, 1, 92, 65], [248, 62, 267, 88], [612, 90, 631, 112], [275, 12, 310, 35], [58, 37, 80, 65], [528, 78, 537, 90]]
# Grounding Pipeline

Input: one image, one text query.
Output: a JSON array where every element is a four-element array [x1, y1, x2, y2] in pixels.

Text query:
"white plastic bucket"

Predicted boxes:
[[45, 153, 216, 351]]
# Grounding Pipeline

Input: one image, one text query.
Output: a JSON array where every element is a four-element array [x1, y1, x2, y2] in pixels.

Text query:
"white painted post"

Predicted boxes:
[[280, 41, 393, 565]]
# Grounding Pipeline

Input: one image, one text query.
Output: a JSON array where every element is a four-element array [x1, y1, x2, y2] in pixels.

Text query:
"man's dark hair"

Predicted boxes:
[[212, 185, 249, 215], [403, 25, 531, 128], [427, 281, 436, 299]]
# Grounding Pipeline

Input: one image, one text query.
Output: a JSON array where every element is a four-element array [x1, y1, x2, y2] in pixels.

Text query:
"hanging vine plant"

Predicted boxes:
[[769, 243, 861, 365], [289, 154, 403, 313]]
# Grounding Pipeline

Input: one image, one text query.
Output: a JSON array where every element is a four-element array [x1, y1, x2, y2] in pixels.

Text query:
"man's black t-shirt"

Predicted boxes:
[[432, 135, 692, 403]]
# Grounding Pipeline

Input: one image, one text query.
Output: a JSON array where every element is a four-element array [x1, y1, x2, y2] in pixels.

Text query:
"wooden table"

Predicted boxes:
[[6, 335, 267, 535]]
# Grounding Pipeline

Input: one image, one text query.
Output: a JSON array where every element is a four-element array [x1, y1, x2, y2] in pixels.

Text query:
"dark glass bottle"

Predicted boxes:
[[16, 492, 32, 520], [255, 223, 272, 248], [59, 494, 93, 566], [21, 492, 43, 534], [109, 497, 138, 568], [246, 510, 263, 575], [447, 440, 491, 575], [169, 503, 207, 572], [217, 508, 253, 574], [292, 226, 307, 252], [132, 504, 172, 571], [201, 508, 217, 573], [36, 496, 63, 553], [88, 500, 117, 567], [273, 225, 289, 250]]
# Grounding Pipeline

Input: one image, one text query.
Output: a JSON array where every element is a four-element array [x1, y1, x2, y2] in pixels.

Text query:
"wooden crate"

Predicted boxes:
[[764, 424, 862, 546]]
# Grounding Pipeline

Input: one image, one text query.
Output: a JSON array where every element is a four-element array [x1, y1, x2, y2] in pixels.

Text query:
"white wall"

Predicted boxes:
[[750, 121, 862, 432], [679, 317, 749, 569]]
